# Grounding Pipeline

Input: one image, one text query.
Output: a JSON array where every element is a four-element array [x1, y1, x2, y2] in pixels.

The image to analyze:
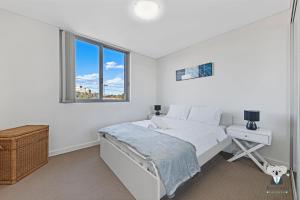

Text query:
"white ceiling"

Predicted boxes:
[[0, 0, 291, 58]]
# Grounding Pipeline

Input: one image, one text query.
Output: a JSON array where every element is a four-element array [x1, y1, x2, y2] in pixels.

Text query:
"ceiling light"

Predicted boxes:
[[133, 0, 160, 20]]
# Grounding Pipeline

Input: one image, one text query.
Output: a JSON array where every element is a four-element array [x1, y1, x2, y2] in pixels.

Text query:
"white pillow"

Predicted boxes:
[[187, 106, 222, 125], [166, 105, 190, 120]]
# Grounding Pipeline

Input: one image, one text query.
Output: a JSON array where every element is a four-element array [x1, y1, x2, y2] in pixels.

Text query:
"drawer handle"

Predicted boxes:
[[0, 145, 4, 150]]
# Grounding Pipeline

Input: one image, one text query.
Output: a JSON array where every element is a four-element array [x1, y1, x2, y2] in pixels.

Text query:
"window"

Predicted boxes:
[[103, 47, 126, 100], [75, 39, 100, 100], [60, 31, 130, 103]]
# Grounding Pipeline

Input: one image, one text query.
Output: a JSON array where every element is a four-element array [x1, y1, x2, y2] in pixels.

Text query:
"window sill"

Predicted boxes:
[[74, 99, 130, 103]]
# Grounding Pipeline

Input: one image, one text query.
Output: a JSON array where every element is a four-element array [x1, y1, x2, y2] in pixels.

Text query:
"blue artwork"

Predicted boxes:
[[176, 63, 213, 81]]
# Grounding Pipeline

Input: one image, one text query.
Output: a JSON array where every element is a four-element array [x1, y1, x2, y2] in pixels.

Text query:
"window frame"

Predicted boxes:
[[74, 35, 130, 103]]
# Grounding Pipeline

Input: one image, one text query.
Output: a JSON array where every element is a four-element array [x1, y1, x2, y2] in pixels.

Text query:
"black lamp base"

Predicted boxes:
[[155, 111, 160, 116], [246, 121, 257, 130]]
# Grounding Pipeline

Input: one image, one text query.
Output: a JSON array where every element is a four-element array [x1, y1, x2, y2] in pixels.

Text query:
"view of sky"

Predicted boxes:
[[75, 39, 125, 96]]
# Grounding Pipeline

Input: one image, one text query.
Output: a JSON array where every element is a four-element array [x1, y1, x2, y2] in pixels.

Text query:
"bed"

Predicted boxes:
[[99, 106, 233, 200]]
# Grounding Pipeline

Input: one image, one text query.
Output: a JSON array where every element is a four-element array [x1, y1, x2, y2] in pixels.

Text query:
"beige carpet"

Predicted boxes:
[[0, 146, 292, 200]]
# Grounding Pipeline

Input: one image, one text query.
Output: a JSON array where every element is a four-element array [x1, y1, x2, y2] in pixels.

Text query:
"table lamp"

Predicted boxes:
[[154, 105, 161, 116], [244, 110, 260, 130]]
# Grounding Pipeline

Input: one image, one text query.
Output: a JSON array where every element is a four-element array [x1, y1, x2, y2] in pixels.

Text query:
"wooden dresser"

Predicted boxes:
[[0, 125, 49, 184]]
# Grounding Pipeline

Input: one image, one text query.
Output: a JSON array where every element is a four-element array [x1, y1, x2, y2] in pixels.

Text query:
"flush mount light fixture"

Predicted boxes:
[[133, 0, 161, 20]]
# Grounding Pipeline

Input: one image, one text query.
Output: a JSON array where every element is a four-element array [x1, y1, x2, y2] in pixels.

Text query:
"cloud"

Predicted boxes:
[[104, 77, 124, 86], [76, 73, 99, 93], [103, 77, 124, 95], [105, 61, 124, 69], [76, 73, 98, 81], [75, 73, 124, 95]]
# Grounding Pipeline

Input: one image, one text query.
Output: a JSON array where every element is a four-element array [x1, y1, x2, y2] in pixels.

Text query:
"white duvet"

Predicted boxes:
[[132, 116, 228, 157]]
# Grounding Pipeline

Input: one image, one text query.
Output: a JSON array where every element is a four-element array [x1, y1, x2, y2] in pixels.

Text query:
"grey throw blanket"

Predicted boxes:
[[99, 123, 200, 197]]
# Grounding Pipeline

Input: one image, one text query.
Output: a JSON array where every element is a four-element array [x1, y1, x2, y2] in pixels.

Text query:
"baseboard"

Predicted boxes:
[[49, 140, 289, 167], [223, 144, 289, 167], [49, 140, 100, 157], [265, 156, 289, 167], [221, 151, 289, 167]]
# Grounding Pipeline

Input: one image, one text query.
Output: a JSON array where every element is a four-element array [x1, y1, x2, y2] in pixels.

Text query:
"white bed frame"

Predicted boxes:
[[99, 114, 233, 200]]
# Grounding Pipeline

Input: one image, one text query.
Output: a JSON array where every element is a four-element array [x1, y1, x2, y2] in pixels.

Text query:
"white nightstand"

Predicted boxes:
[[147, 114, 166, 120], [226, 125, 272, 173]]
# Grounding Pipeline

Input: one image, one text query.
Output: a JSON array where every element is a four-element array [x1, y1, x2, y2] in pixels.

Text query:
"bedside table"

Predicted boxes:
[[147, 114, 166, 120], [226, 125, 272, 174]]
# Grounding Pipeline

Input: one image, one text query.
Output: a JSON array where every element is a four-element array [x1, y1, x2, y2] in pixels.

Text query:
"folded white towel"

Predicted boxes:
[[151, 116, 170, 130]]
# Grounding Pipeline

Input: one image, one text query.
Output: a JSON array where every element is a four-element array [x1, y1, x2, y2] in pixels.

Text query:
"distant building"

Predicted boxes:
[[76, 85, 91, 94]]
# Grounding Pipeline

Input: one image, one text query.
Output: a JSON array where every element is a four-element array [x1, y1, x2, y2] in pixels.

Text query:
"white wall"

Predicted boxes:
[[0, 9, 291, 165], [0, 10, 157, 156], [157, 12, 290, 165]]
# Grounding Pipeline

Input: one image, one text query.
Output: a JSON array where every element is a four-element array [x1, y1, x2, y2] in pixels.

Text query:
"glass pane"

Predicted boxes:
[[103, 47, 126, 101], [75, 39, 100, 100]]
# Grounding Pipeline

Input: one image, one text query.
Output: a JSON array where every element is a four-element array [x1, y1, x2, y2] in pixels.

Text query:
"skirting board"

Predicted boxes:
[[49, 140, 100, 157], [48, 140, 288, 167], [223, 145, 289, 167], [224, 152, 289, 167], [265, 156, 289, 167]]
